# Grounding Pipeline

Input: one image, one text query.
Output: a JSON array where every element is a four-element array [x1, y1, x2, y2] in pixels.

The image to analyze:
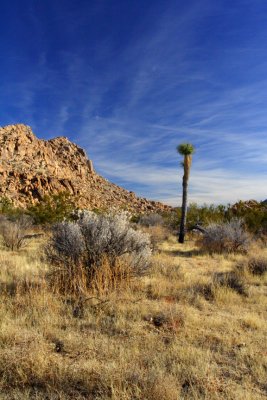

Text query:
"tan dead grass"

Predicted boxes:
[[0, 233, 266, 399]]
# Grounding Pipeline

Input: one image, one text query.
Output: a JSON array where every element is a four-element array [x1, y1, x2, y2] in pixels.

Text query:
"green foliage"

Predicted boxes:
[[163, 203, 228, 231], [0, 197, 13, 214], [164, 201, 267, 235], [27, 192, 76, 224], [186, 203, 228, 228], [228, 201, 267, 234], [130, 214, 141, 224], [91, 207, 107, 215], [0, 196, 24, 218], [176, 143, 195, 155], [160, 210, 180, 230]]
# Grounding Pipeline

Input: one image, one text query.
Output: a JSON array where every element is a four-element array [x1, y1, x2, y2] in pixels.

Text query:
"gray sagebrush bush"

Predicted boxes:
[[46, 222, 86, 266], [83, 212, 151, 271], [200, 218, 250, 253], [45, 212, 152, 294], [0, 214, 32, 250]]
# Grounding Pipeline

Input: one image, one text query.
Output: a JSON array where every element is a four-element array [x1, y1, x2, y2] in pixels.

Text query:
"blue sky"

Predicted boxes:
[[1, 0, 267, 205]]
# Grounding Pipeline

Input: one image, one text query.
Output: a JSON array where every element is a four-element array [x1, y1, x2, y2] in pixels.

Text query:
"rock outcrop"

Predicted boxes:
[[0, 124, 170, 213], [231, 200, 266, 212]]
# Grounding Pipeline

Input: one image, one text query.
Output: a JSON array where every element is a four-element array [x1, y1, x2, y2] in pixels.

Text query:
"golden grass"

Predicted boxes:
[[0, 234, 266, 399]]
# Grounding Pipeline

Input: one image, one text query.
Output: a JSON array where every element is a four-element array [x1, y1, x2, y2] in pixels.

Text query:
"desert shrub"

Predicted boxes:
[[229, 200, 267, 234], [186, 202, 228, 227], [45, 212, 151, 295], [141, 225, 170, 251], [27, 192, 76, 224], [192, 271, 248, 301], [139, 213, 164, 227], [46, 221, 85, 264], [213, 271, 248, 296], [163, 203, 228, 231], [160, 210, 180, 230], [236, 256, 267, 276], [199, 218, 250, 253], [0, 196, 24, 218], [0, 196, 14, 214], [192, 282, 215, 301], [79, 212, 151, 272], [243, 209, 267, 234], [163, 201, 267, 234], [247, 256, 267, 275], [0, 214, 32, 250]]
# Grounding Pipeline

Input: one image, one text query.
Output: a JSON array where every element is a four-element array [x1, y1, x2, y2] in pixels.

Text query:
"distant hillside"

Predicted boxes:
[[0, 124, 171, 213]]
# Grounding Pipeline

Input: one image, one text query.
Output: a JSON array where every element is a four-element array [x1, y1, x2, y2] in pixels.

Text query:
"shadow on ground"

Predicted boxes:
[[160, 248, 201, 258]]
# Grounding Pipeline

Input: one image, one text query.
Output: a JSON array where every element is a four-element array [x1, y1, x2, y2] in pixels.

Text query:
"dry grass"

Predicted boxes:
[[141, 224, 171, 251], [0, 234, 266, 399]]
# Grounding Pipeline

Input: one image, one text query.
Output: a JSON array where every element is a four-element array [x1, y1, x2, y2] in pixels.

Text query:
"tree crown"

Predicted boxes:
[[177, 143, 195, 156]]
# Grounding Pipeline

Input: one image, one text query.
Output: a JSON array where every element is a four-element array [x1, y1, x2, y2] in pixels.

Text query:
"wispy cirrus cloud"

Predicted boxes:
[[1, 0, 267, 205], [93, 157, 267, 205]]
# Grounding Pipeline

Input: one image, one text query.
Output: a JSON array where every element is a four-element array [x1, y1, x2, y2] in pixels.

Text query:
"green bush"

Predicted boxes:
[[228, 201, 267, 234], [0, 196, 24, 218], [27, 192, 76, 224], [0, 197, 13, 214], [164, 201, 267, 235], [162, 203, 228, 232]]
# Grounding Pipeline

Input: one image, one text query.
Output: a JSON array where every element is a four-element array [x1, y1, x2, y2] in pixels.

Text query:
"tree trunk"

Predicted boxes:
[[179, 174, 188, 243]]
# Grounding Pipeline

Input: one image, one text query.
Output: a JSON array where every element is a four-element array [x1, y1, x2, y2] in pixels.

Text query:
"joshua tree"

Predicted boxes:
[[177, 143, 195, 243]]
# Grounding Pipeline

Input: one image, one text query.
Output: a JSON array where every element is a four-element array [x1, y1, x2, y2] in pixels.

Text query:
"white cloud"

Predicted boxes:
[[93, 158, 267, 205]]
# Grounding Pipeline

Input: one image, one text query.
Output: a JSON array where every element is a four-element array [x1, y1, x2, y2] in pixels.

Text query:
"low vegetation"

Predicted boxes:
[[199, 218, 251, 254], [236, 255, 267, 276], [0, 207, 266, 399], [0, 214, 32, 251], [139, 212, 164, 227], [27, 192, 76, 224], [174, 201, 267, 235], [46, 212, 151, 295]]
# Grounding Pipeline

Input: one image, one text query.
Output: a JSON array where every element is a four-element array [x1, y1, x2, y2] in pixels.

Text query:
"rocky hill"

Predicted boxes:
[[0, 124, 170, 213], [231, 199, 267, 212]]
